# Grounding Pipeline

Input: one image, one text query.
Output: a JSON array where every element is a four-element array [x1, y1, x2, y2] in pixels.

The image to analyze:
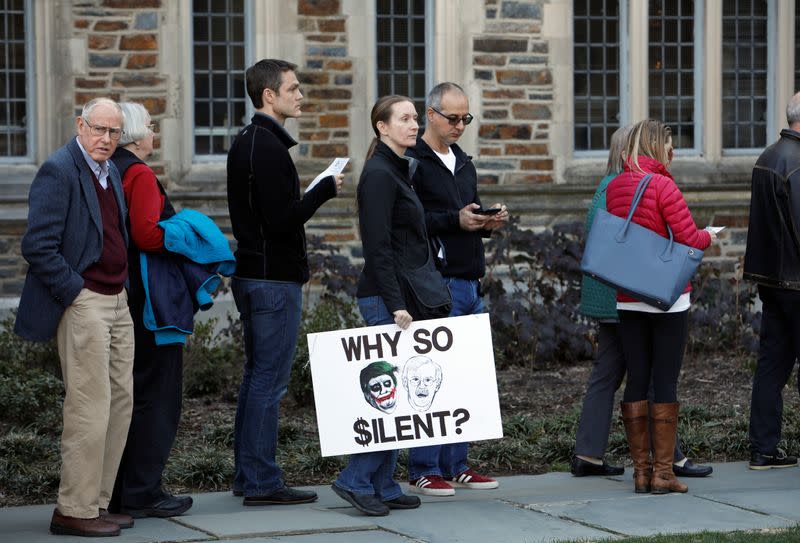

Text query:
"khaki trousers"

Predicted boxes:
[[56, 288, 134, 518]]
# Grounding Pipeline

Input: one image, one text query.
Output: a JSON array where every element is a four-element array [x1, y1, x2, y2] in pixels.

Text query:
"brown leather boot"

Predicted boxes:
[[621, 400, 652, 493], [650, 402, 688, 494]]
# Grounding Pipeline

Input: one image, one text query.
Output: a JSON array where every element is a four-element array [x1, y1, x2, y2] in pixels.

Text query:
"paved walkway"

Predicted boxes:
[[2, 462, 799, 542]]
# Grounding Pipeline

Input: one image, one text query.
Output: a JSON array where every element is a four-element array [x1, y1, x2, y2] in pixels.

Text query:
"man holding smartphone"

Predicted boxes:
[[405, 82, 508, 496]]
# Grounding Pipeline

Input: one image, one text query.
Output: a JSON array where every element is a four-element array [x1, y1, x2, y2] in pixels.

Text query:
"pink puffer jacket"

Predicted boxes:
[[606, 156, 711, 303]]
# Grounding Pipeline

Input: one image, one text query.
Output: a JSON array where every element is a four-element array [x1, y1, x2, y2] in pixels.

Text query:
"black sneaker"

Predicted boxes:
[[383, 493, 421, 509], [570, 455, 624, 477], [749, 449, 798, 470], [331, 483, 390, 516], [121, 494, 193, 518], [243, 486, 318, 505]]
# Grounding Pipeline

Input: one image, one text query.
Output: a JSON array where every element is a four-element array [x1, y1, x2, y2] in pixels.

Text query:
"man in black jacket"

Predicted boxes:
[[226, 59, 343, 505], [406, 82, 508, 496], [744, 91, 800, 470]]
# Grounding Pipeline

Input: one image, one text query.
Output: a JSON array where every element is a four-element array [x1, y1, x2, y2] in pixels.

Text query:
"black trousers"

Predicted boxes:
[[618, 310, 689, 403], [575, 321, 684, 461], [749, 285, 800, 454], [109, 298, 184, 510]]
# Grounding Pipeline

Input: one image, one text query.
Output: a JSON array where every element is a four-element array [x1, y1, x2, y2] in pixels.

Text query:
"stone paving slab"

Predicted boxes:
[[236, 530, 420, 542], [366, 499, 618, 543], [533, 492, 795, 537], [176, 507, 375, 538], [3, 464, 800, 543], [696, 489, 800, 522], [0, 505, 208, 543]]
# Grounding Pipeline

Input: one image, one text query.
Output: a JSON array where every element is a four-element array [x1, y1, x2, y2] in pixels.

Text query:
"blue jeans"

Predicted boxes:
[[334, 296, 403, 500], [231, 278, 302, 496], [407, 277, 484, 481]]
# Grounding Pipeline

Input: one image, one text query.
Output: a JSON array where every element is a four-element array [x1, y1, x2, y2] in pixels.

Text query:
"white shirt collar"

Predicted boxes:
[[75, 137, 109, 189]]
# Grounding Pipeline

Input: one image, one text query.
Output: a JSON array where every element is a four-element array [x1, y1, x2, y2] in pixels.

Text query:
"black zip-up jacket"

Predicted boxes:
[[743, 128, 800, 290], [407, 137, 490, 280], [356, 141, 428, 312], [226, 113, 336, 283]]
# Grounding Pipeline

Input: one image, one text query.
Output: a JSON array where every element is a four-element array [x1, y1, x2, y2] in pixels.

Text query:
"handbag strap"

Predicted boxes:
[[615, 173, 676, 260]]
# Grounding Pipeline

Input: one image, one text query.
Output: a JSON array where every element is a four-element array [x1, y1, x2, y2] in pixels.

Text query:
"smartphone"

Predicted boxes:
[[475, 207, 501, 216]]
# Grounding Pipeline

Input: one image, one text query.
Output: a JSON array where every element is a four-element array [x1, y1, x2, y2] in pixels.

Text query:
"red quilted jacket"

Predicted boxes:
[[606, 156, 711, 303]]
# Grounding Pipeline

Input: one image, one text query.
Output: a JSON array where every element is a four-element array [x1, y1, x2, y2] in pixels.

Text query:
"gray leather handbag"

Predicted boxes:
[[580, 174, 704, 311]]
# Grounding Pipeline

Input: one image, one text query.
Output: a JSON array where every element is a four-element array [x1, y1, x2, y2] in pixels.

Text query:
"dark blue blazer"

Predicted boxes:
[[15, 138, 128, 341]]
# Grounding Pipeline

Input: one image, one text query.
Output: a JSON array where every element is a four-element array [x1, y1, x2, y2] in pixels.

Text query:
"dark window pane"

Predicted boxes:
[[648, 0, 695, 149], [211, 17, 226, 41], [195, 102, 210, 126], [0, 3, 28, 157], [376, 0, 427, 108], [722, 0, 768, 148], [574, 0, 621, 151], [193, 16, 208, 41]]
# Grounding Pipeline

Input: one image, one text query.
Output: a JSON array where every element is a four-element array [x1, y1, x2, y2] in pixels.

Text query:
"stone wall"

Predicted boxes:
[[473, 0, 553, 185], [295, 0, 353, 167], [72, 0, 168, 175]]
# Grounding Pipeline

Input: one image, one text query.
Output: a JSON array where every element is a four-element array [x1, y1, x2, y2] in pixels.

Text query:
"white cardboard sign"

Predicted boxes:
[[307, 314, 503, 457]]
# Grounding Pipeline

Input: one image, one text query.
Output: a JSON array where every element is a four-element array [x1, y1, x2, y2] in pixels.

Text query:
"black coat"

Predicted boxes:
[[226, 113, 336, 283], [743, 129, 800, 290], [407, 137, 489, 280], [356, 141, 430, 313]]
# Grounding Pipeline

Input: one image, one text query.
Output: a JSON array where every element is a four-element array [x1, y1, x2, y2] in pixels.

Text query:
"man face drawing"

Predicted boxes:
[[360, 361, 399, 413], [402, 356, 443, 412]]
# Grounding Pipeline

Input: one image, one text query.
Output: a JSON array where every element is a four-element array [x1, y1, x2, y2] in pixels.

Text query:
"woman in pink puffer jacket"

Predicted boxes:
[[605, 119, 717, 496]]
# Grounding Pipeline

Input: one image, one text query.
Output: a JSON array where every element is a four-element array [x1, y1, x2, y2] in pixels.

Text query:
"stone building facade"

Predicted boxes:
[[1, 0, 793, 295]]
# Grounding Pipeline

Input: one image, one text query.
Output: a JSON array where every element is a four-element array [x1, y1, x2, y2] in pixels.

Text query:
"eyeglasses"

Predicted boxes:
[[82, 118, 123, 141], [147, 121, 158, 133], [430, 107, 473, 126]]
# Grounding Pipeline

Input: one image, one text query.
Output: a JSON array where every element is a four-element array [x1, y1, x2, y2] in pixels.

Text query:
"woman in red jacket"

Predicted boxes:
[[605, 119, 717, 495]]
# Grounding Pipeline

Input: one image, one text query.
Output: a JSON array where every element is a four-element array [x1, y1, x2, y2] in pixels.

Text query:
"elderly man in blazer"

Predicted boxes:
[[15, 97, 135, 538]]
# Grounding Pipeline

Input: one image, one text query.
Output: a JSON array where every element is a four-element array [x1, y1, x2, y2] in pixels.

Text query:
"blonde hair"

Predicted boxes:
[[605, 124, 632, 175], [626, 119, 672, 172]]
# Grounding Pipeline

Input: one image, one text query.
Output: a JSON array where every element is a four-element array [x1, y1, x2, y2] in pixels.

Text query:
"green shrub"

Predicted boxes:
[[0, 429, 60, 505], [164, 440, 234, 489], [289, 294, 361, 405], [0, 370, 63, 430], [183, 317, 242, 398], [0, 312, 60, 377]]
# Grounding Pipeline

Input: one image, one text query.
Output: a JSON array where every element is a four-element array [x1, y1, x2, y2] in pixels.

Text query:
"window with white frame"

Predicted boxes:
[[192, 0, 249, 158], [376, 0, 430, 116], [572, 0, 780, 155], [0, 0, 31, 159], [648, 0, 697, 150], [721, 0, 768, 150], [573, 0, 623, 152]]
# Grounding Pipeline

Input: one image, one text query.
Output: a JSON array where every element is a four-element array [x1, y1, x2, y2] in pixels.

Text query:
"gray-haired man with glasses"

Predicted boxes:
[[16, 97, 135, 537], [405, 83, 508, 496]]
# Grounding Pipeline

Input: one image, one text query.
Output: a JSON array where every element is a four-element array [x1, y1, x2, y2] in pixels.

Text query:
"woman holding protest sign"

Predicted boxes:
[[331, 94, 449, 516]]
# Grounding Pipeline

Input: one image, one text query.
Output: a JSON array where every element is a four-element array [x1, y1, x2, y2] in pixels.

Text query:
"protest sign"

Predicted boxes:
[[307, 313, 503, 457]]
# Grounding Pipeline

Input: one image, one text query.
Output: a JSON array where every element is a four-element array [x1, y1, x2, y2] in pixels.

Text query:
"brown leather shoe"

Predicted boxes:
[[50, 508, 121, 537], [621, 400, 652, 493], [650, 402, 688, 494], [99, 508, 134, 529]]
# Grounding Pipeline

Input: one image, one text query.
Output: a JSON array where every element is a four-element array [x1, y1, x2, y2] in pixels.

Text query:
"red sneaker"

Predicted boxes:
[[409, 475, 455, 496], [448, 468, 499, 489]]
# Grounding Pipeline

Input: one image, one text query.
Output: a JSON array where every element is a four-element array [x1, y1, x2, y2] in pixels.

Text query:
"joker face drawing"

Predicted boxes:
[[360, 361, 399, 413], [402, 356, 443, 412]]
